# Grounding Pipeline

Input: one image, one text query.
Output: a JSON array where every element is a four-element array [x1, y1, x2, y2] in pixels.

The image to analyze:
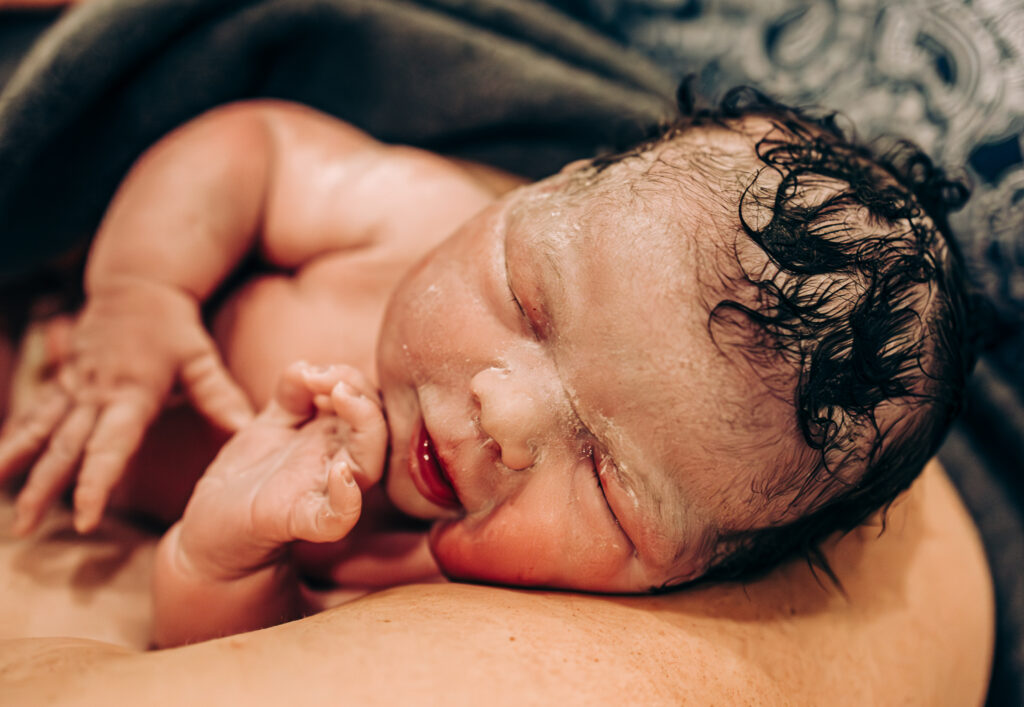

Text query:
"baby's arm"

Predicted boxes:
[[0, 105, 271, 533], [152, 362, 386, 647], [0, 101, 400, 534]]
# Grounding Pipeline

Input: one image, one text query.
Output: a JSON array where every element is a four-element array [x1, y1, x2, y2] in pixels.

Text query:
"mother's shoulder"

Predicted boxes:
[[333, 461, 992, 705], [0, 462, 992, 705]]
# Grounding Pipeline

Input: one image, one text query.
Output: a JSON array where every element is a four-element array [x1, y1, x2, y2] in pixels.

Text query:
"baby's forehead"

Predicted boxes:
[[503, 125, 774, 334], [542, 128, 764, 274], [603, 118, 768, 173], [567, 122, 763, 214]]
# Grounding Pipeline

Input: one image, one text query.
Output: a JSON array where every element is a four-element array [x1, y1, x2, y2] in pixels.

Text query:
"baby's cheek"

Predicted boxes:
[[428, 468, 634, 591]]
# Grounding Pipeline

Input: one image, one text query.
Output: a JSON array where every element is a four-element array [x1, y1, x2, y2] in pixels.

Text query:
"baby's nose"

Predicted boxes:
[[470, 367, 541, 471]]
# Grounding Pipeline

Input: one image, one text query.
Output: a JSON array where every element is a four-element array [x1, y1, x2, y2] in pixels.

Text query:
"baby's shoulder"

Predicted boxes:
[[222, 100, 520, 268]]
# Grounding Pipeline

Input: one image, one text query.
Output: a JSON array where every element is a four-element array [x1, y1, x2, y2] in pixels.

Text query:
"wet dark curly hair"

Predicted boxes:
[[605, 83, 981, 587], [705, 86, 978, 584]]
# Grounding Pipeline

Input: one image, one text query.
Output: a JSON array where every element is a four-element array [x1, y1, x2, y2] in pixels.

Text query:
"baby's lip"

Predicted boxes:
[[409, 423, 462, 511]]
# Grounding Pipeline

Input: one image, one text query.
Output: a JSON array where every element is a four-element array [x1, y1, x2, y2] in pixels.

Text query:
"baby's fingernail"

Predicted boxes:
[[334, 460, 358, 486], [333, 380, 360, 398], [71, 500, 101, 533], [73, 512, 95, 534]]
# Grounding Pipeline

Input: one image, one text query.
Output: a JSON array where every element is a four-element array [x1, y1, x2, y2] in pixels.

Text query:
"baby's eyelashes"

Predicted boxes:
[[508, 290, 545, 340]]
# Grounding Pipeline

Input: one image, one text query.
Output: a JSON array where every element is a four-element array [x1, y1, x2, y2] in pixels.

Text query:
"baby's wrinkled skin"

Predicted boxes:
[[0, 100, 801, 645]]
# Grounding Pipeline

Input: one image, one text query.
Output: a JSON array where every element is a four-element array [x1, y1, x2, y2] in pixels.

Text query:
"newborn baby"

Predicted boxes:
[[0, 89, 974, 646]]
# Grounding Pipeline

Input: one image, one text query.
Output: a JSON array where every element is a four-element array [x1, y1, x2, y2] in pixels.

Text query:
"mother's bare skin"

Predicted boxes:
[[0, 460, 993, 705]]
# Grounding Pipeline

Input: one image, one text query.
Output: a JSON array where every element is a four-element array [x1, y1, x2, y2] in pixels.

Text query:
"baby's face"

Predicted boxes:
[[377, 133, 798, 592]]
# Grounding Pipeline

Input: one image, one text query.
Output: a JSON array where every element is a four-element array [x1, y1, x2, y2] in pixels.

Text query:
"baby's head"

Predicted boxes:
[[624, 87, 976, 583], [376, 87, 976, 591]]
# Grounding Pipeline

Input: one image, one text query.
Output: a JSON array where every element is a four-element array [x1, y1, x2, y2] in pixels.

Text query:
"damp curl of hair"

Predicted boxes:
[[646, 85, 981, 588]]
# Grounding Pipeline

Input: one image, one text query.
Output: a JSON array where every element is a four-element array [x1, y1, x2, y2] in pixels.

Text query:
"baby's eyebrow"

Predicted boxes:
[[541, 246, 565, 299], [506, 223, 565, 332]]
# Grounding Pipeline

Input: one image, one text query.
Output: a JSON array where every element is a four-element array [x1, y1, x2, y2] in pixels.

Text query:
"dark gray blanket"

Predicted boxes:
[[0, 0, 674, 283]]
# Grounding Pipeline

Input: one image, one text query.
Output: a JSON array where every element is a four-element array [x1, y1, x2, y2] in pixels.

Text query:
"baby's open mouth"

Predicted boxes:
[[411, 423, 461, 510]]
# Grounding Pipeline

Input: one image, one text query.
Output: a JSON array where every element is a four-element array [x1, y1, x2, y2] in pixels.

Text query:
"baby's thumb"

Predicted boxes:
[[181, 349, 255, 431]]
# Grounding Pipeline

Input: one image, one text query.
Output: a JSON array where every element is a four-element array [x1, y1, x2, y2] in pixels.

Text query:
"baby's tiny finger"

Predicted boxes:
[[287, 458, 362, 543], [74, 394, 157, 533], [330, 384, 386, 486], [334, 365, 379, 402], [329, 380, 383, 420], [312, 393, 333, 414], [13, 403, 98, 535], [0, 383, 70, 482], [182, 349, 255, 432], [321, 458, 363, 535], [262, 361, 317, 425]]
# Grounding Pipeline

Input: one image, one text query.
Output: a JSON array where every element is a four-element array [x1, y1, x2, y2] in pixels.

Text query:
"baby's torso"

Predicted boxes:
[[209, 248, 400, 408]]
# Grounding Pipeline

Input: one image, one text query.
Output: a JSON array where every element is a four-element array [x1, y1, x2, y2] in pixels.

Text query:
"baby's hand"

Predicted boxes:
[[0, 277, 254, 535], [172, 362, 387, 581]]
